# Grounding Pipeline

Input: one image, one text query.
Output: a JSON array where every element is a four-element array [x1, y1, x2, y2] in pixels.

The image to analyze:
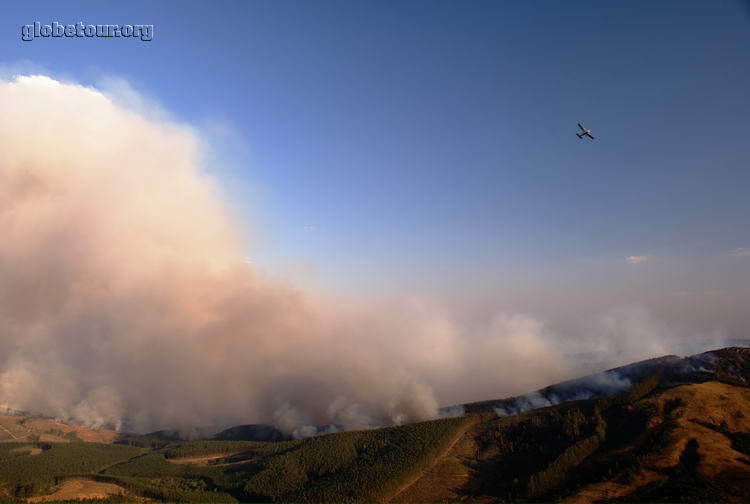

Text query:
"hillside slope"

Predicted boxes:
[[565, 381, 750, 503], [392, 380, 750, 503], [0, 416, 117, 444], [2, 347, 750, 503]]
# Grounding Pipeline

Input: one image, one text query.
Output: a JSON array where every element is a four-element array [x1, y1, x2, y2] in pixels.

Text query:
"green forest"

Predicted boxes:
[[0, 415, 472, 503]]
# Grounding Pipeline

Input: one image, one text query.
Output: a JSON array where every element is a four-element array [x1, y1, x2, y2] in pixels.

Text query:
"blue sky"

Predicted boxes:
[[3, 1, 749, 334]]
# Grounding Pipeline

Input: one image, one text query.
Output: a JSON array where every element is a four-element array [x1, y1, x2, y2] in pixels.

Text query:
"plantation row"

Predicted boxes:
[[101, 415, 473, 502], [162, 439, 296, 460], [254, 416, 473, 502], [468, 371, 687, 502], [92, 475, 238, 503], [0, 443, 144, 498], [526, 432, 602, 497]]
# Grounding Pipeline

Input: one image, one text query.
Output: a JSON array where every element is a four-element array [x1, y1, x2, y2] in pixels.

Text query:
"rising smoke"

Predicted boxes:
[[493, 371, 633, 417], [0, 75, 735, 437]]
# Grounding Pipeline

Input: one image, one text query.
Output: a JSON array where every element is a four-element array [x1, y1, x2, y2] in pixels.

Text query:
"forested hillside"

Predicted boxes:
[[2, 347, 750, 503]]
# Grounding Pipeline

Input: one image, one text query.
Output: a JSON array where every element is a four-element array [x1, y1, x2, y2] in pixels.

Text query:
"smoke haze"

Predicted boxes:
[[0, 75, 739, 436]]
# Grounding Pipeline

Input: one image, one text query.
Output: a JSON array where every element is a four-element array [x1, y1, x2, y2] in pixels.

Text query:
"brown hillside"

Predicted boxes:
[[26, 478, 128, 502], [0, 415, 118, 444], [567, 382, 750, 503], [390, 381, 750, 503], [390, 415, 488, 503]]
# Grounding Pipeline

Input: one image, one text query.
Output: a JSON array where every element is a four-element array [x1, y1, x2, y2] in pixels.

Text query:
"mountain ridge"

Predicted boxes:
[[2, 346, 750, 502]]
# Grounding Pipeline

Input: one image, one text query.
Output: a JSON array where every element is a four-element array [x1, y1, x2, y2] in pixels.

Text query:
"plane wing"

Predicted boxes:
[[585, 132, 594, 140], [577, 123, 586, 132]]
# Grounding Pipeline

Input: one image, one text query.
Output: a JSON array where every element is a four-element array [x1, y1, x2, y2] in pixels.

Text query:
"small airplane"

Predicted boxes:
[[577, 123, 594, 140]]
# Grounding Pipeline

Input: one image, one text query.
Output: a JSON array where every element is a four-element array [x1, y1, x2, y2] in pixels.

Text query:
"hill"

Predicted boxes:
[[461, 346, 750, 416], [0, 416, 118, 445], [1, 346, 750, 502], [212, 424, 289, 442]]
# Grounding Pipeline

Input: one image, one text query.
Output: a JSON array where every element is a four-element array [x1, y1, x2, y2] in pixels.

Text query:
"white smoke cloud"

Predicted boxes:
[[586, 306, 675, 361], [494, 391, 554, 417], [626, 255, 649, 264], [70, 386, 124, 431], [0, 74, 579, 435], [438, 405, 465, 418], [493, 370, 632, 417], [577, 370, 632, 395]]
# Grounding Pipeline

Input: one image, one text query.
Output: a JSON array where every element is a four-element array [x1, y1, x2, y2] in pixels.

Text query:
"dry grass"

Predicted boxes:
[[0, 416, 117, 444], [26, 478, 126, 502], [0, 416, 31, 441], [636, 382, 750, 477], [165, 451, 245, 465], [562, 468, 667, 504], [391, 382, 750, 504], [10, 446, 42, 456], [564, 381, 750, 503]]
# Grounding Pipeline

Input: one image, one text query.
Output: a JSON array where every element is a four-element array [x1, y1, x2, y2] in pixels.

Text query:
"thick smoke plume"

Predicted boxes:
[[0, 76, 573, 435], [0, 76, 737, 436]]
